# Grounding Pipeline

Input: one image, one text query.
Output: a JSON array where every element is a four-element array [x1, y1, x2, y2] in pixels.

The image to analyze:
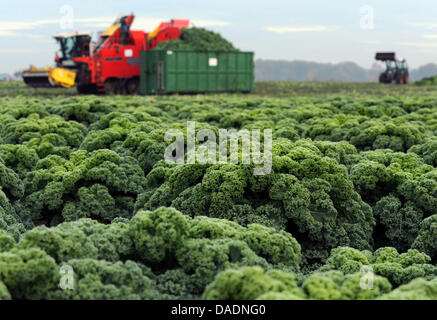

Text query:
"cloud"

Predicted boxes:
[[132, 18, 231, 31], [264, 25, 339, 33], [0, 30, 47, 39], [417, 48, 437, 54], [0, 17, 231, 38], [0, 17, 118, 33], [0, 30, 15, 37], [408, 22, 437, 29], [423, 34, 437, 39], [190, 19, 231, 28], [132, 18, 172, 31], [0, 19, 60, 38], [75, 17, 120, 29], [0, 20, 60, 32], [360, 40, 382, 45], [397, 42, 437, 48], [0, 48, 47, 54]]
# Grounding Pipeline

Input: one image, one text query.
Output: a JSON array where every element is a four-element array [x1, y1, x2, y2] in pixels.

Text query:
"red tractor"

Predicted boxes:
[[73, 14, 189, 94]]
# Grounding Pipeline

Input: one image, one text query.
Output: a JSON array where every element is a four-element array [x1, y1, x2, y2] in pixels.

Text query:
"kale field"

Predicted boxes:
[[0, 81, 436, 300]]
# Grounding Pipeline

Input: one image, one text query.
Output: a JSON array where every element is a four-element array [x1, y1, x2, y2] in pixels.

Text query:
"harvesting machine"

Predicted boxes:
[[22, 14, 190, 94]]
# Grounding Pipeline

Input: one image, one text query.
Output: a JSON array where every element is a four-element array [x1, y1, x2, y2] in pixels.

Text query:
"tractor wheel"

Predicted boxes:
[[77, 85, 89, 94], [404, 75, 409, 84], [126, 78, 140, 95], [379, 73, 389, 84], [117, 79, 127, 95], [77, 84, 97, 95], [104, 79, 118, 95]]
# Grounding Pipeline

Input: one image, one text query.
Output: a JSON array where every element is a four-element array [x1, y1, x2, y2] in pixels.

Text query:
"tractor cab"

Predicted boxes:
[[396, 59, 409, 74], [53, 32, 93, 69], [375, 52, 409, 84], [22, 31, 92, 88]]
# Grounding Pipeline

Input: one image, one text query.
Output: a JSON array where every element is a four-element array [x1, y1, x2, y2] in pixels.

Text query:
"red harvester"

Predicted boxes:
[[22, 13, 189, 94], [74, 14, 189, 94]]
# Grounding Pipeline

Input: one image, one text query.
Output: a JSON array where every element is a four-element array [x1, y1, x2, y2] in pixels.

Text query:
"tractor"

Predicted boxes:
[[375, 52, 409, 84]]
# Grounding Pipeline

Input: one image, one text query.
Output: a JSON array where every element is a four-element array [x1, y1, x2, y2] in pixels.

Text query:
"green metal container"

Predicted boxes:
[[140, 50, 254, 95]]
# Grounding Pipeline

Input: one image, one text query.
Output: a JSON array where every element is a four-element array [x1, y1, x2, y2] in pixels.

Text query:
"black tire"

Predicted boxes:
[[396, 75, 404, 85], [379, 73, 389, 84], [117, 79, 127, 95], [77, 84, 96, 94], [126, 78, 140, 95], [77, 85, 88, 94], [104, 79, 118, 95]]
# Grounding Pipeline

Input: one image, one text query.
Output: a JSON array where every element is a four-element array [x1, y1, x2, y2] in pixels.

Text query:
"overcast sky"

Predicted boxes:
[[1, 0, 437, 74]]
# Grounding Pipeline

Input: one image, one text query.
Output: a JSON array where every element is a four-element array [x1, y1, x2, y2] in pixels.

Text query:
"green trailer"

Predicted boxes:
[[140, 50, 254, 95]]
